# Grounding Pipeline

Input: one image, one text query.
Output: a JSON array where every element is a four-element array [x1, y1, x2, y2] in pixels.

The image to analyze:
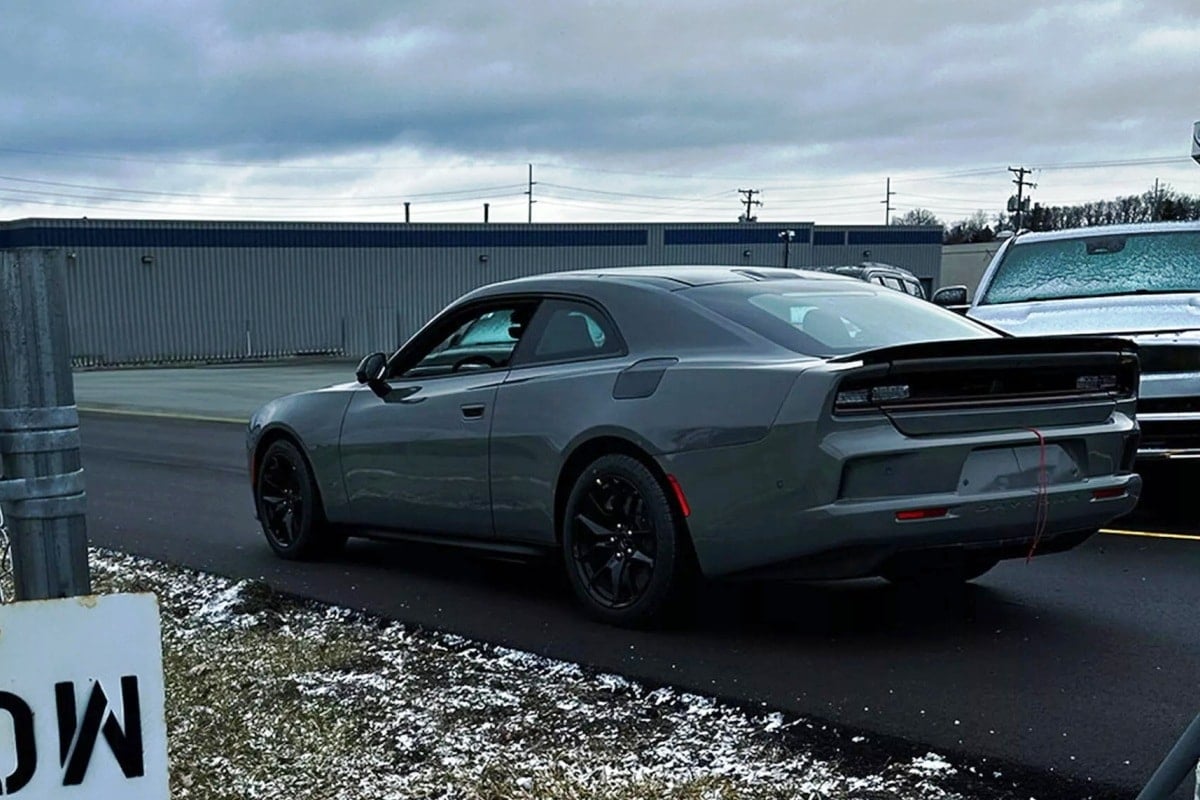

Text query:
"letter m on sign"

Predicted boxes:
[[55, 677, 146, 786]]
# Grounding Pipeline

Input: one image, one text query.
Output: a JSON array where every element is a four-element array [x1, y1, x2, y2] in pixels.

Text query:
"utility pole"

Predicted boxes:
[[1153, 178, 1161, 221], [737, 188, 761, 222], [404, 202, 410, 223], [484, 203, 490, 223], [1008, 166, 1037, 231], [881, 177, 896, 224], [525, 164, 536, 223]]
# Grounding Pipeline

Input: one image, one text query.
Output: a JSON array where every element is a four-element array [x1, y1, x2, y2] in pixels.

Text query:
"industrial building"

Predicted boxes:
[[0, 218, 942, 366]]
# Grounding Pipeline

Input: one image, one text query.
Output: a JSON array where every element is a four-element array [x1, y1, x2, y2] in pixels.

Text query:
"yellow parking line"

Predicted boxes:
[[1100, 528, 1200, 542]]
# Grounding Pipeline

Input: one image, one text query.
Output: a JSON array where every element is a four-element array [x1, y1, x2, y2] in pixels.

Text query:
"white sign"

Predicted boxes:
[[0, 593, 169, 798]]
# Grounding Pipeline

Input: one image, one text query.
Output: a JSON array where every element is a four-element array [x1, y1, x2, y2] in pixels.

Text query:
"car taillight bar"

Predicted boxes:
[[1076, 374, 1119, 392], [895, 507, 948, 521], [1092, 487, 1126, 500], [835, 384, 911, 409]]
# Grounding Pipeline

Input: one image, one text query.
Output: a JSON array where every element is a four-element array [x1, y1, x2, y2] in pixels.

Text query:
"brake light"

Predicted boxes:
[[1092, 487, 1126, 500], [1076, 374, 1119, 392], [835, 384, 911, 410], [895, 507, 948, 521]]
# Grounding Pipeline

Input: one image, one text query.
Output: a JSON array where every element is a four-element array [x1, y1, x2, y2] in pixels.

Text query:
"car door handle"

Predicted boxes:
[[460, 403, 486, 420]]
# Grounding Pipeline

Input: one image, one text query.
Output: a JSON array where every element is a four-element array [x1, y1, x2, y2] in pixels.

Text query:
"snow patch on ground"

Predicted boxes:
[[87, 548, 1052, 799]]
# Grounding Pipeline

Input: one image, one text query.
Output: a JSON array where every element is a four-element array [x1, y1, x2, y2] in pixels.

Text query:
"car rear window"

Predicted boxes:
[[980, 229, 1200, 305], [684, 282, 996, 357]]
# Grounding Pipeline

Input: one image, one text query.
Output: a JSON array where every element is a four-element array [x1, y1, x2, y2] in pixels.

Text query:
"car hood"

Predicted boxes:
[[968, 293, 1200, 339]]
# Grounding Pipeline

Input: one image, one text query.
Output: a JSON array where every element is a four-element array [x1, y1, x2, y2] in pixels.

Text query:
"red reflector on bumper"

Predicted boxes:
[[666, 474, 691, 517], [1092, 487, 1126, 500], [896, 507, 948, 521]]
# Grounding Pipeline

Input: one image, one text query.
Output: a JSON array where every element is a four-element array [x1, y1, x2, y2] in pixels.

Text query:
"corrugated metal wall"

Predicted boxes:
[[0, 219, 942, 365]]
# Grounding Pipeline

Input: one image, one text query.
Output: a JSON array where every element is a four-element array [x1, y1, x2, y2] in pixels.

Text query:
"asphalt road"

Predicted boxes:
[[80, 411, 1200, 798]]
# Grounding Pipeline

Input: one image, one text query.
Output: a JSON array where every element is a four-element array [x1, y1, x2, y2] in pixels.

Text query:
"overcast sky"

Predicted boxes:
[[1, 0, 1197, 225]]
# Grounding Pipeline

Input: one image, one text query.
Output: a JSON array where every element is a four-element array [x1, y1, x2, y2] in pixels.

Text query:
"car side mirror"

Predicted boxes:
[[932, 285, 969, 307], [355, 352, 388, 384]]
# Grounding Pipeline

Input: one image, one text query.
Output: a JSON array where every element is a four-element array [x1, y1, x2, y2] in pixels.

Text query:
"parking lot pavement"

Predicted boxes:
[[72, 360, 357, 422]]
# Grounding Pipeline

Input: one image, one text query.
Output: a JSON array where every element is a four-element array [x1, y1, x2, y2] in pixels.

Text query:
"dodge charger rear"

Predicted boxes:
[[247, 267, 1141, 626]]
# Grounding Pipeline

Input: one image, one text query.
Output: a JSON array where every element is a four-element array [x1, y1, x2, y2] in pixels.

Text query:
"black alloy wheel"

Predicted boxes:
[[562, 454, 691, 626], [255, 438, 345, 560]]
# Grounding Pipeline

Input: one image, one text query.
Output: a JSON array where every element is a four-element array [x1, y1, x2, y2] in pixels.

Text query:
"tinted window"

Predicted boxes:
[[980, 229, 1200, 305], [685, 282, 995, 357], [398, 304, 537, 378], [524, 300, 623, 363]]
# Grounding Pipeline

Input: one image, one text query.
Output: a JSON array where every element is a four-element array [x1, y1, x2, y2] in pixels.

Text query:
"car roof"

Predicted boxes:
[[477, 265, 856, 292], [812, 262, 920, 280], [1009, 220, 1200, 245]]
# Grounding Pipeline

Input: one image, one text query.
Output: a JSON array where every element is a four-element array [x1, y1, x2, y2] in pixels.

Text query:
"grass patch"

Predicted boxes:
[[84, 548, 1119, 800]]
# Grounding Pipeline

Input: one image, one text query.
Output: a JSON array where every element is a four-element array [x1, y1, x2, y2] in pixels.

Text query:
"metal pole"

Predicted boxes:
[[0, 248, 90, 600], [526, 164, 535, 223], [1136, 712, 1200, 800], [778, 229, 794, 269]]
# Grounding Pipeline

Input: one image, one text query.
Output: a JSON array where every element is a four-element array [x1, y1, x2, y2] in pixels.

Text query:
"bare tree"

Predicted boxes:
[[891, 208, 942, 227]]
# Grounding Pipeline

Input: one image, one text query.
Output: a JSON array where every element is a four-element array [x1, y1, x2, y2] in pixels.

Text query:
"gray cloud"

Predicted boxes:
[[1, 0, 1197, 222]]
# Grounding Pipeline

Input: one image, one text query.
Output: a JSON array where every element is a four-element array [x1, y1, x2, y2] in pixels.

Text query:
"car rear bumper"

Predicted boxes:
[[661, 417, 1141, 579], [719, 473, 1140, 580]]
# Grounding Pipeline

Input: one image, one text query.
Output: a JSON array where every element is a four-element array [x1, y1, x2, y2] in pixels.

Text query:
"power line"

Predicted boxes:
[[537, 182, 722, 202], [0, 174, 528, 203], [0, 184, 527, 212]]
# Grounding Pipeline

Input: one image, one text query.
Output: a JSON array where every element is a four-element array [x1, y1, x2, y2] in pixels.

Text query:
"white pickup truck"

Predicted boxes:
[[937, 220, 1200, 462]]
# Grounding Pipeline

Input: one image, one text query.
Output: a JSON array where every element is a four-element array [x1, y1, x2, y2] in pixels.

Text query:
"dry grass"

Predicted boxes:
[[85, 548, 1090, 800]]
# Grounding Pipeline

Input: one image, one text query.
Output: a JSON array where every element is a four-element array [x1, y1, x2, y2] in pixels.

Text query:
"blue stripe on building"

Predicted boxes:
[[664, 228, 812, 245], [846, 229, 942, 245], [812, 230, 846, 246], [0, 227, 649, 249]]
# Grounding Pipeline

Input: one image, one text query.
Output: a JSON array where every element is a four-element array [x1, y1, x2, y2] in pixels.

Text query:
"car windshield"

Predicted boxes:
[[684, 282, 996, 357], [980, 229, 1200, 305]]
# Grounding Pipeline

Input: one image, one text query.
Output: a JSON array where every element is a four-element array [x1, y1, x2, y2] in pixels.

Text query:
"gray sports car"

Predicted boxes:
[[247, 266, 1142, 626]]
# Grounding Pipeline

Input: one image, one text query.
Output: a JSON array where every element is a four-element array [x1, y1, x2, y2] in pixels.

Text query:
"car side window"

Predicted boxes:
[[522, 300, 623, 365], [397, 304, 538, 379]]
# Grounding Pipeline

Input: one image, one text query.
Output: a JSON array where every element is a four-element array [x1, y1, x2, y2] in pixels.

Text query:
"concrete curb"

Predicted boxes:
[[77, 406, 246, 425]]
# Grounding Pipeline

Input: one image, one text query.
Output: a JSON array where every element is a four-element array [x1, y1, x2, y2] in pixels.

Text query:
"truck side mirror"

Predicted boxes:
[[932, 286, 968, 307]]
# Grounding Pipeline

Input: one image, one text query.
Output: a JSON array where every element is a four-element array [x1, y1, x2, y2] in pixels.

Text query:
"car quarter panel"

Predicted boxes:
[[489, 357, 807, 544]]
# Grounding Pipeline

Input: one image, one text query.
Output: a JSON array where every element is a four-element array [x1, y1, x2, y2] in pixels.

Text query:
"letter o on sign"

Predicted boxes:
[[0, 691, 37, 794]]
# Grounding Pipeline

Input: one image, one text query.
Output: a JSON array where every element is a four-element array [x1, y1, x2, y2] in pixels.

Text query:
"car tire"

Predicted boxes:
[[880, 554, 999, 586], [254, 438, 346, 560], [561, 454, 692, 627]]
